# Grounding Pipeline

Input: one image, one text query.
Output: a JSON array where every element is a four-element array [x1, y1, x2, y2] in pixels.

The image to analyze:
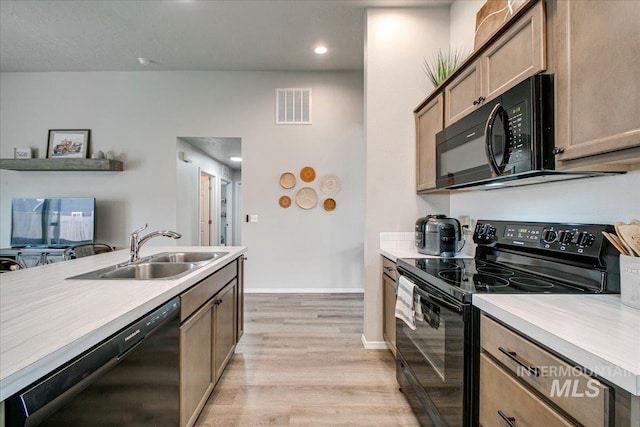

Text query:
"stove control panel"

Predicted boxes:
[[474, 220, 613, 257]]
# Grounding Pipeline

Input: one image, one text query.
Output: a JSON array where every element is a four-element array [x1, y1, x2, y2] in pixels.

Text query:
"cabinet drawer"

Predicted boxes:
[[181, 260, 237, 321], [481, 314, 610, 427], [382, 256, 397, 281], [480, 353, 573, 427]]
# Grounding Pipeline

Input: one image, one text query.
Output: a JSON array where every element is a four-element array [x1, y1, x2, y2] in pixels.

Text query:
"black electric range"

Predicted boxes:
[[395, 220, 620, 427]]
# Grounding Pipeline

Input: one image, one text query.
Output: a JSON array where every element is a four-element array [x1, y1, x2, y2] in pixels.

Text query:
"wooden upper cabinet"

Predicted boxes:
[[416, 93, 444, 192], [444, 60, 482, 126], [482, 1, 546, 101], [443, 1, 546, 127], [551, 0, 640, 169]]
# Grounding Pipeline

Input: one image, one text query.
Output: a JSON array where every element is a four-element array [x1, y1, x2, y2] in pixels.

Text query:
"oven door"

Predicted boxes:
[[396, 275, 472, 427]]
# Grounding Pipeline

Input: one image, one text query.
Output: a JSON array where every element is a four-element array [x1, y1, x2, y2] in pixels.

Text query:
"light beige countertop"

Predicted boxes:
[[473, 294, 640, 396], [0, 246, 246, 401], [379, 231, 473, 262], [380, 248, 473, 262]]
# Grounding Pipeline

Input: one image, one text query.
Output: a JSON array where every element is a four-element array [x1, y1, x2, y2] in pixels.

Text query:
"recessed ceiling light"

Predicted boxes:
[[230, 157, 242, 162], [314, 46, 328, 55], [137, 57, 151, 65]]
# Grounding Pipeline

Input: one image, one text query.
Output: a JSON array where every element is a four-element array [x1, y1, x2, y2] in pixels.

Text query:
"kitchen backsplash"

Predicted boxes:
[[380, 232, 415, 250]]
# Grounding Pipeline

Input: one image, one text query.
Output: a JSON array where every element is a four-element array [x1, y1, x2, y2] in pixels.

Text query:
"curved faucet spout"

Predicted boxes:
[[128, 226, 182, 263]]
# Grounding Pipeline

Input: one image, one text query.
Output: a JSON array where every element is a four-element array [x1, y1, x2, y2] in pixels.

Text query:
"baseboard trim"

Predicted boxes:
[[245, 288, 364, 294], [361, 334, 389, 350]]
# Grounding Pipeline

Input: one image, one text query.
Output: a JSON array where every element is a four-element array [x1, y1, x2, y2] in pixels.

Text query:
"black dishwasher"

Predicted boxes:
[[5, 297, 181, 427]]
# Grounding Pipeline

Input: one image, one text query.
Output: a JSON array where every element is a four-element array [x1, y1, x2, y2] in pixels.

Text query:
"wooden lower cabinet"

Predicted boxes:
[[480, 313, 611, 427], [480, 354, 573, 427], [236, 255, 245, 342], [213, 280, 237, 383], [178, 257, 244, 427], [381, 256, 397, 357], [180, 302, 214, 427]]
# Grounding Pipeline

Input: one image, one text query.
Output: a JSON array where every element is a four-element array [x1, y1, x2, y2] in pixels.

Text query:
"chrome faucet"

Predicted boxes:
[[128, 224, 182, 263]]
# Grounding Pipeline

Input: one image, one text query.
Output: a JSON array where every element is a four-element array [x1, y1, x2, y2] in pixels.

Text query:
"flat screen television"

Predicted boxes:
[[11, 198, 96, 248]]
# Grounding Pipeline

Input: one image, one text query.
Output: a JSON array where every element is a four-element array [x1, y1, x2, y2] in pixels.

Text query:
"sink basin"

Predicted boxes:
[[68, 262, 198, 280], [67, 251, 228, 280], [149, 251, 227, 265], [98, 262, 197, 279]]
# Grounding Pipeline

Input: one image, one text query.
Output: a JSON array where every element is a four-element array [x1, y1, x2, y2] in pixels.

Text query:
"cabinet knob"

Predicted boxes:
[[552, 147, 565, 155]]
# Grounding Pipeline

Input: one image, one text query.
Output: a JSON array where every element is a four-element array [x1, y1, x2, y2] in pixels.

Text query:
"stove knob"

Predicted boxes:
[[562, 231, 573, 244], [542, 229, 557, 243], [571, 232, 583, 245], [557, 231, 566, 243], [580, 232, 595, 247]]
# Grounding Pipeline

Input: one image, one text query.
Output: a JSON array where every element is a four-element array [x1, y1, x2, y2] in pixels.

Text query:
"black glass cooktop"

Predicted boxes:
[[398, 257, 593, 303]]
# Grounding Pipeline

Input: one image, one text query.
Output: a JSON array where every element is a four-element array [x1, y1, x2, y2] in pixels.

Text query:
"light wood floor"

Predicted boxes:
[[195, 293, 420, 427]]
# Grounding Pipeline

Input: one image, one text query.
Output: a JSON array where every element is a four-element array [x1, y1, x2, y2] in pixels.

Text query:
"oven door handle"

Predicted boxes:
[[413, 286, 463, 315]]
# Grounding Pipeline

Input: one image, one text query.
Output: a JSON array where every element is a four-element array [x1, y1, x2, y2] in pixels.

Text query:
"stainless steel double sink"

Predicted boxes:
[[68, 252, 228, 280]]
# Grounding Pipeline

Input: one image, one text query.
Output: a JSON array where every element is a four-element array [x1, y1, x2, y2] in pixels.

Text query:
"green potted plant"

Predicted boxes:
[[423, 48, 467, 88]]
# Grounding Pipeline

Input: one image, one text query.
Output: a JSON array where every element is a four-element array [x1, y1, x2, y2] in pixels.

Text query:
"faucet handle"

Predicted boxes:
[[132, 223, 148, 235]]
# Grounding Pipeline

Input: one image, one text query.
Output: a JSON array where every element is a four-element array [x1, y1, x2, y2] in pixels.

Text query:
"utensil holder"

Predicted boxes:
[[620, 255, 640, 309]]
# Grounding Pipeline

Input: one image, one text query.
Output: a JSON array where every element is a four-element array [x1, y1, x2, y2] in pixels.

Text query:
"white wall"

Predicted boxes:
[[364, 7, 451, 346], [449, 0, 486, 53], [0, 70, 364, 292], [450, 171, 640, 225]]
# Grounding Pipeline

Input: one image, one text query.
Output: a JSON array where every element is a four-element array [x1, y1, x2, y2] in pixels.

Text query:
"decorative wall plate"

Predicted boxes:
[[323, 198, 336, 211], [279, 195, 292, 208], [296, 187, 317, 209], [300, 166, 316, 182], [280, 172, 296, 189], [319, 174, 341, 195]]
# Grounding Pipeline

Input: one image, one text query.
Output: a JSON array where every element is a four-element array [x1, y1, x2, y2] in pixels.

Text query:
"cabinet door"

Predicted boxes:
[[213, 280, 237, 383], [180, 302, 214, 427], [382, 272, 397, 357], [482, 0, 546, 102], [416, 93, 444, 192], [236, 256, 245, 342], [444, 59, 482, 126], [553, 0, 640, 168]]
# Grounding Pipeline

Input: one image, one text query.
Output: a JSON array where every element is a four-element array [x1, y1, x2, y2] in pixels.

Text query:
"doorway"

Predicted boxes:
[[176, 136, 242, 247], [200, 172, 216, 246], [219, 178, 232, 246]]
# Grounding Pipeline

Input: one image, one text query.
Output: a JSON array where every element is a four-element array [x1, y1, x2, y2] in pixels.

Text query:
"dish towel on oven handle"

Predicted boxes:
[[396, 275, 421, 330]]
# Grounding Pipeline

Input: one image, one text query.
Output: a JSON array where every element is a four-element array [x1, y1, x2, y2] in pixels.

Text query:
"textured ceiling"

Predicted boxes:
[[0, 0, 452, 72]]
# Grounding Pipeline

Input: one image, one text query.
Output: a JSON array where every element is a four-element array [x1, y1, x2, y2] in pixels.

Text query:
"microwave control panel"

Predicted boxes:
[[473, 220, 614, 258], [505, 101, 529, 164]]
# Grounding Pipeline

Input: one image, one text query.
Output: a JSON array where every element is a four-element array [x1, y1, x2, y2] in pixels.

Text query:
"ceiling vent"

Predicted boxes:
[[276, 88, 311, 125]]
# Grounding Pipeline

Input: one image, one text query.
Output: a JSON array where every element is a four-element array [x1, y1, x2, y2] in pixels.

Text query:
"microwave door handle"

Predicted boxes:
[[484, 103, 505, 176]]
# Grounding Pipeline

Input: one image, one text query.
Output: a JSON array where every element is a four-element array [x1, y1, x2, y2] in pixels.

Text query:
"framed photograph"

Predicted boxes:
[[47, 129, 90, 159]]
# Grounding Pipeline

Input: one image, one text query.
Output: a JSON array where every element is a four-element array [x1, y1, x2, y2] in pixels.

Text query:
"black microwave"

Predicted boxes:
[[436, 74, 555, 189]]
